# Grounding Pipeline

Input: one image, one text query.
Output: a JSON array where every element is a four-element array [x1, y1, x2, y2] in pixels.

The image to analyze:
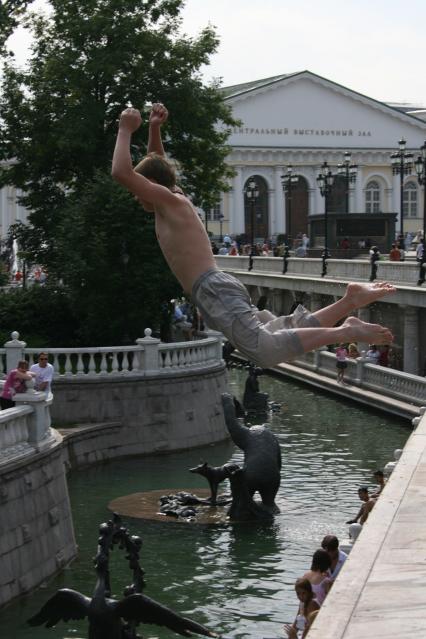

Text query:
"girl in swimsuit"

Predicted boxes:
[[284, 577, 321, 639]]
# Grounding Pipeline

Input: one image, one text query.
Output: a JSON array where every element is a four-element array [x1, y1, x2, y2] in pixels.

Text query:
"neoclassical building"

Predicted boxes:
[[1, 71, 426, 245], [206, 70, 426, 244]]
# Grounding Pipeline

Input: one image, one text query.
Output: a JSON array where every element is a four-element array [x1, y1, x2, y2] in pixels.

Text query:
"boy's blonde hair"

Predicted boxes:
[[135, 152, 176, 189]]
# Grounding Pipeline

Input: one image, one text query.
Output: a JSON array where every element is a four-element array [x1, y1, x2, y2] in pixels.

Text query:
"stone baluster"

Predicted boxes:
[[357, 307, 370, 355], [402, 306, 419, 375], [14, 390, 53, 451], [4, 331, 25, 372], [136, 329, 161, 374]]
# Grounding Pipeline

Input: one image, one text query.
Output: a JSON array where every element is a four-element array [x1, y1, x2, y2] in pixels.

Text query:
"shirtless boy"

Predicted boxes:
[[112, 104, 395, 368]]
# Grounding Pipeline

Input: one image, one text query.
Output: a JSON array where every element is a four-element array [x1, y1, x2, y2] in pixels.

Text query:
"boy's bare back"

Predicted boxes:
[[111, 107, 215, 293]]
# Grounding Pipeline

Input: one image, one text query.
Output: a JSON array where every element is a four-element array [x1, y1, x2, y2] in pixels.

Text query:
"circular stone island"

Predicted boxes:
[[109, 489, 233, 525]]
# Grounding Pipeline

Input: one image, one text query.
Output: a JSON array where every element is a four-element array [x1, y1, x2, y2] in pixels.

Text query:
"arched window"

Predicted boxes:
[[365, 181, 381, 213], [403, 182, 418, 217]]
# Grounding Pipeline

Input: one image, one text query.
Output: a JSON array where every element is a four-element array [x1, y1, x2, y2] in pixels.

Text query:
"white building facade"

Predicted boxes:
[[208, 71, 426, 244]]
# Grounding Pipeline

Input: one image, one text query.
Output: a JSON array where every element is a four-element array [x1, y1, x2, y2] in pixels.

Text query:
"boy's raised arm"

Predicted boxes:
[[112, 107, 178, 209], [111, 107, 142, 183], [147, 102, 168, 156]]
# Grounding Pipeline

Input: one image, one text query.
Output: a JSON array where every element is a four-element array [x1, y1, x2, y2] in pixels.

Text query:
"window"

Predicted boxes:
[[403, 182, 418, 217], [365, 181, 381, 213], [207, 203, 222, 221]]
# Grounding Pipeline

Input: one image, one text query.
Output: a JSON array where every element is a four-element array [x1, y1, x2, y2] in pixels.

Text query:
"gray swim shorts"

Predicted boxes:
[[192, 269, 320, 368]]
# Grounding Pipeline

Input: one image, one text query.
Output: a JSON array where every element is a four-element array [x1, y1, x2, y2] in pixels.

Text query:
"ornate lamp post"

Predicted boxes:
[[219, 214, 224, 242], [244, 177, 259, 271], [415, 142, 426, 285], [316, 162, 335, 277], [281, 166, 299, 246], [391, 138, 413, 250], [337, 151, 358, 213]]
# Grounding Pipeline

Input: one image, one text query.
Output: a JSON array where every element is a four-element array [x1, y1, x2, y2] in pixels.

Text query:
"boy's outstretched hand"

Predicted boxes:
[[119, 107, 142, 132], [149, 102, 168, 127]]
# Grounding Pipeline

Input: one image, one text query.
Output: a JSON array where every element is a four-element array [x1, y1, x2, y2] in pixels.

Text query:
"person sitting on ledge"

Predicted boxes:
[[112, 102, 396, 369], [371, 469, 387, 498], [299, 549, 332, 606], [321, 534, 347, 580], [0, 360, 34, 410], [346, 486, 376, 525], [284, 577, 320, 639]]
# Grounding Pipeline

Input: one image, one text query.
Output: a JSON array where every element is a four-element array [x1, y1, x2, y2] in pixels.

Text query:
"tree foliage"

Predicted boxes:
[[0, 0, 31, 53], [0, 0, 237, 344]]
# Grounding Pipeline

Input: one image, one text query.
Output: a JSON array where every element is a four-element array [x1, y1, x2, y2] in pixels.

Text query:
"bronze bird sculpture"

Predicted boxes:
[[28, 516, 217, 639]]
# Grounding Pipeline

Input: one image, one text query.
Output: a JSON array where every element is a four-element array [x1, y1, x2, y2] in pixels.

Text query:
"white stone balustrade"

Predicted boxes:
[[291, 350, 426, 406], [215, 255, 424, 285], [3, 329, 223, 379], [0, 394, 53, 463]]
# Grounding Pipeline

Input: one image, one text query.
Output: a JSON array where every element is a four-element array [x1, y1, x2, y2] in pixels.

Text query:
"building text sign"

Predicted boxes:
[[231, 127, 372, 137]]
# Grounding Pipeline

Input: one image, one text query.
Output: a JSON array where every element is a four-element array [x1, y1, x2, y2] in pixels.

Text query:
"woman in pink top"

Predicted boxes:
[[0, 360, 33, 410], [335, 343, 348, 384]]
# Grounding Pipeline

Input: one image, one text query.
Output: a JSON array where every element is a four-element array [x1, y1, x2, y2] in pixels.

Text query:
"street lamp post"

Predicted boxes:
[[316, 162, 335, 278], [219, 214, 224, 242], [244, 177, 259, 271], [415, 141, 426, 286], [337, 151, 358, 213], [391, 138, 413, 250], [281, 166, 299, 248]]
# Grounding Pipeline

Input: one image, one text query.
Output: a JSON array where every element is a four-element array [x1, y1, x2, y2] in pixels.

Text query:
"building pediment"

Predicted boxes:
[[224, 71, 426, 150]]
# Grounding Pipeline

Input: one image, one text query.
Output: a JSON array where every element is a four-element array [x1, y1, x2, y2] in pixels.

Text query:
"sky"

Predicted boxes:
[[7, 0, 426, 107]]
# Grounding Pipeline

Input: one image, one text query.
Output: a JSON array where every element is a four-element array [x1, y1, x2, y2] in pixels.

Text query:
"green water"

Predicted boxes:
[[1, 369, 410, 638]]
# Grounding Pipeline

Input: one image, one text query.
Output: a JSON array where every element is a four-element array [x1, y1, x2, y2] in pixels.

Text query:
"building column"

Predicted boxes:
[[308, 188, 316, 218], [310, 293, 322, 312], [354, 166, 363, 213], [274, 166, 285, 235], [357, 307, 370, 355], [267, 187, 274, 240], [232, 166, 244, 235], [403, 306, 419, 375], [348, 185, 355, 213], [385, 187, 393, 213]]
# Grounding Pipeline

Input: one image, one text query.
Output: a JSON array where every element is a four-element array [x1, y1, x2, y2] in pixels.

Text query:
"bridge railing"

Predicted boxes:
[[215, 255, 422, 285], [292, 349, 426, 405]]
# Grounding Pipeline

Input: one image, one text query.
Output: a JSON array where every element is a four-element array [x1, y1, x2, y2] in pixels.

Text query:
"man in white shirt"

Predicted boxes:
[[321, 534, 348, 580], [30, 352, 54, 394]]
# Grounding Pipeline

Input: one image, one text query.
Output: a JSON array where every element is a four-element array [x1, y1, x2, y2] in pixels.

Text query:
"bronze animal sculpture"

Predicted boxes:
[[243, 366, 269, 412], [222, 393, 281, 513], [189, 462, 240, 505], [228, 467, 273, 522], [28, 514, 217, 638]]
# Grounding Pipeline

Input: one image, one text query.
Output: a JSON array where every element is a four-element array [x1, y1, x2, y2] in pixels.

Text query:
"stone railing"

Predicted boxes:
[[215, 255, 424, 286], [1, 329, 223, 379], [0, 388, 54, 463], [292, 349, 426, 405]]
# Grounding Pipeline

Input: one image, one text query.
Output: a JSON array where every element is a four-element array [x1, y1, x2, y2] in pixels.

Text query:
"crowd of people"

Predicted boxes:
[[334, 341, 396, 383], [0, 352, 54, 409], [285, 470, 386, 638]]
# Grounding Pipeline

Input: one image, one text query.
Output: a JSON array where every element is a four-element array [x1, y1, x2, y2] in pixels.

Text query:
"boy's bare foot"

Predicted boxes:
[[343, 282, 396, 309], [341, 316, 393, 345]]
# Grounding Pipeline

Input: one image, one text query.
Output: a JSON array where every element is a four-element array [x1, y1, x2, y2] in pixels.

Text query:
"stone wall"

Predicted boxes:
[[0, 433, 77, 607], [52, 364, 230, 461]]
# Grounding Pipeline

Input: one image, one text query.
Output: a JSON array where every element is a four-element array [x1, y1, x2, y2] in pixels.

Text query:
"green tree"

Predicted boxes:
[[0, 0, 31, 53], [0, 0, 236, 261], [0, 0, 237, 344], [54, 171, 181, 345]]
